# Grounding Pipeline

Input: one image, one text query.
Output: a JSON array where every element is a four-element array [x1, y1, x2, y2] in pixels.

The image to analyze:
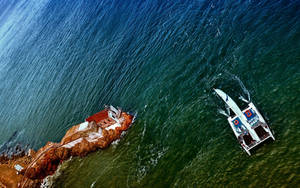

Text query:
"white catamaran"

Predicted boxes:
[[214, 89, 275, 155]]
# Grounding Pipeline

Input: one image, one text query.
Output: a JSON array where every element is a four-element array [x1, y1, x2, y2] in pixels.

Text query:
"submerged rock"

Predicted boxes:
[[0, 106, 134, 187]]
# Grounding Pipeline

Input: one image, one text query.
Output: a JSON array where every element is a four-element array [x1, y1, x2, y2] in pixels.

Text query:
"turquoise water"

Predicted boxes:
[[0, 0, 299, 187]]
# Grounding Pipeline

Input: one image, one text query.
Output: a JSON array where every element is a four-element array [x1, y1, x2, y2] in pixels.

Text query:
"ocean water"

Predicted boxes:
[[0, 0, 299, 187]]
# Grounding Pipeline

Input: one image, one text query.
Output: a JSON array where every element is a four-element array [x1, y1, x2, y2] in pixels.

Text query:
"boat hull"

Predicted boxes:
[[214, 89, 275, 155]]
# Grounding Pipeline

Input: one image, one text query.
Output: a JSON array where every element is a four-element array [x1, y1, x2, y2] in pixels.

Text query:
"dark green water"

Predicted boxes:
[[0, 0, 299, 187]]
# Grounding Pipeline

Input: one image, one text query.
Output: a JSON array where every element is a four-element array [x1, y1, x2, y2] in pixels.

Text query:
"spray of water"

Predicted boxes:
[[218, 109, 229, 117], [233, 75, 251, 102], [239, 95, 249, 103]]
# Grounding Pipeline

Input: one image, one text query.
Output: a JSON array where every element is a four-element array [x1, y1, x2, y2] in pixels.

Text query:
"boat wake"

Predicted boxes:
[[233, 75, 251, 102], [213, 73, 252, 117]]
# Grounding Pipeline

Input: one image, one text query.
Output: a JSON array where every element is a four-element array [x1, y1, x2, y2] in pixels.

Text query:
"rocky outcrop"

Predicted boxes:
[[0, 109, 134, 187], [0, 154, 41, 188]]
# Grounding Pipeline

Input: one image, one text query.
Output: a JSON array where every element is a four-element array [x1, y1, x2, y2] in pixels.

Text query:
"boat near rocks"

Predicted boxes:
[[0, 105, 134, 187], [214, 89, 275, 155]]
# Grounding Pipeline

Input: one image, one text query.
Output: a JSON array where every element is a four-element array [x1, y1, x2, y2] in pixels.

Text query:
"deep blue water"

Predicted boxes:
[[0, 0, 299, 187]]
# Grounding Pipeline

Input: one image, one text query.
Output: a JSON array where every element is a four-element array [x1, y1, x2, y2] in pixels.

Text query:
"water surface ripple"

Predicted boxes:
[[0, 0, 299, 187]]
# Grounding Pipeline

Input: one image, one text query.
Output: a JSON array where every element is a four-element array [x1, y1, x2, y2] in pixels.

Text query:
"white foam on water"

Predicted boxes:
[[112, 139, 120, 146], [41, 158, 72, 188], [234, 75, 251, 101], [90, 180, 96, 188]]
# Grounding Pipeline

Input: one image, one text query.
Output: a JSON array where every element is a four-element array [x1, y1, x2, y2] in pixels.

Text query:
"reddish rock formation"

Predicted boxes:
[[0, 106, 134, 187]]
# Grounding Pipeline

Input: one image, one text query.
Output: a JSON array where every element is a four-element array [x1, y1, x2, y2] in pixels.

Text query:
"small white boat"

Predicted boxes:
[[214, 89, 275, 155]]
